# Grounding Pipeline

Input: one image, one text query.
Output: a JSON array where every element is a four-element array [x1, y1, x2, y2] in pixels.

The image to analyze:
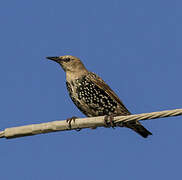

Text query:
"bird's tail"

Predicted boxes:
[[123, 121, 152, 138]]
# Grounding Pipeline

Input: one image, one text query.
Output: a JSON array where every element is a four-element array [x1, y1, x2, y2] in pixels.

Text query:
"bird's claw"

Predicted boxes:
[[104, 115, 116, 128], [66, 116, 77, 128], [66, 116, 82, 131]]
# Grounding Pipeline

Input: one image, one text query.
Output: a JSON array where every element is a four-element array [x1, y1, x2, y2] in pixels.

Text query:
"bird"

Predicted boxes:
[[46, 55, 152, 138]]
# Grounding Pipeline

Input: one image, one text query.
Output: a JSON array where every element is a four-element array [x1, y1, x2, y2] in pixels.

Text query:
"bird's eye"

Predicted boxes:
[[64, 58, 70, 62]]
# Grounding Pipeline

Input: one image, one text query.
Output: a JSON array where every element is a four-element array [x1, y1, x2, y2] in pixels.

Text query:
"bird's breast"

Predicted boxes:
[[66, 75, 119, 117]]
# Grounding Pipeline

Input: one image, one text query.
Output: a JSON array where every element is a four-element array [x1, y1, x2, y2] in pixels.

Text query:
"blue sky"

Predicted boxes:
[[0, 0, 181, 179]]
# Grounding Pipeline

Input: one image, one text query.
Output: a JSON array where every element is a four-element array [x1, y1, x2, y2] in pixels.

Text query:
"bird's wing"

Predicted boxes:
[[87, 72, 131, 115]]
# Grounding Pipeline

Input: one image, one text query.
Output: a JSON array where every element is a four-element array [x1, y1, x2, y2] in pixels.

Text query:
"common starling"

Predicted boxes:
[[46, 55, 152, 138]]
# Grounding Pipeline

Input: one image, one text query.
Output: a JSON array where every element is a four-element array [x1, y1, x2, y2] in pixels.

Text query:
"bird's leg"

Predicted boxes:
[[66, 116, 82, 131], [66, 116, 77, 128], [104, 115, 116, 128]]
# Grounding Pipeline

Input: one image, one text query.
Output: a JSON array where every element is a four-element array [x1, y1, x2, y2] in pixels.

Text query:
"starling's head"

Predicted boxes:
[[46, 55, 87, 73]]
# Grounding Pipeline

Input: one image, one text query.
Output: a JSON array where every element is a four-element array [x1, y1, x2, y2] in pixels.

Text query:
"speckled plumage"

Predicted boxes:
[[46, 55, 152, 138], [66, 72, 130, 117]]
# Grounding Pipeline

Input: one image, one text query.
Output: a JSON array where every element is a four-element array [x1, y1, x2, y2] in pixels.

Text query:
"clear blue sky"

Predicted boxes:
[[0, 0, 181, 179]]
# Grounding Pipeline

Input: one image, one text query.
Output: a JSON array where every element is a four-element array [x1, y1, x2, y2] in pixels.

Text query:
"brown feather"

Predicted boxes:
[[87, 72, 130, 115]]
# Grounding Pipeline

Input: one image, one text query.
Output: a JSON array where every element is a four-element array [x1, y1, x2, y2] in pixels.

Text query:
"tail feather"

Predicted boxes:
[[124, 121, 152, 138]]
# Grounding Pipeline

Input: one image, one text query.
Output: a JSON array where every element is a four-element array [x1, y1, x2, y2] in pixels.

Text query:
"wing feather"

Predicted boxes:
[[87, 72, 131, 115]]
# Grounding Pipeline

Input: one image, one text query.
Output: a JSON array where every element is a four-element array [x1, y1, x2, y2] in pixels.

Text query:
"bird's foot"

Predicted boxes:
[[66, 116, 82, 131], [104, 115, 116, 128]]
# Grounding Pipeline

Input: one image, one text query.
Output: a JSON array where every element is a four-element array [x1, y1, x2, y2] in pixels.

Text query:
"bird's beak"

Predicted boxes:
[[46, 56, 60, 62]]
